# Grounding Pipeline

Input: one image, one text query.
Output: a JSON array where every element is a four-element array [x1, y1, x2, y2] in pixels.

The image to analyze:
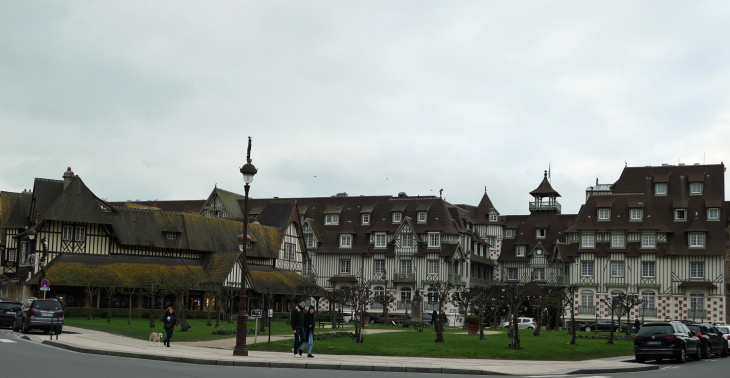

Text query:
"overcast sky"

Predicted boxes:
[[1, 1, 729, 215]]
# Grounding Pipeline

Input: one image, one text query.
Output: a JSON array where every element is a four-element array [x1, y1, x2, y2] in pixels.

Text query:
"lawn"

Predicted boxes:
[[64, 317, 302, 342], [248, 329, 635, 360]]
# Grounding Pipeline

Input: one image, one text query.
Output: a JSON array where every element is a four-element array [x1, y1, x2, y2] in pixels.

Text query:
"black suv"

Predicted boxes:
[[12, 298, 64, 334], [634, 321, 701, 363], [686, 323, 729, 358], [0, 301, 22, 328]]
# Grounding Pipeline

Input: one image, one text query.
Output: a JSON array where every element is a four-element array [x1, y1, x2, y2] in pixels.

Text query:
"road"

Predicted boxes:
[[1, 329, 728, 378]]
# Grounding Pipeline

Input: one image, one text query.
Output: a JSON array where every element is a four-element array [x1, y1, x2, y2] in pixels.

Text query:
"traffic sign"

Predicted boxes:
[[41, 279, 50, 288], [251, 309, 262, 318], [40, 287, 50, 291]]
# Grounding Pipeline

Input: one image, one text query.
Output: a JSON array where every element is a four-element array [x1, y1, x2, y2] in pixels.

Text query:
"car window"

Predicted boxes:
[[687, 325, 701, 333], [32, 301, 61, 310], [710, 327, 721, 335], [637, 324, 673, 336], [717, 326, 729, 334], [0, 303, 21, 310], [682, 325, 692, 334]]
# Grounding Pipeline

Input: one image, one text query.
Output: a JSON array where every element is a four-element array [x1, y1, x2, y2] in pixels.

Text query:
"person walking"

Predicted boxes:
[[431, 310, 437, 325], [634, 318, 641, 333], [161, 307, 177, 347], [300, 305, 316, 358], [290, 299, 306, 357]]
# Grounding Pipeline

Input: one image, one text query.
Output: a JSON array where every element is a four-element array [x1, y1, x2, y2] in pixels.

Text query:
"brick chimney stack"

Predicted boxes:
[[63, 167, 75, 189]]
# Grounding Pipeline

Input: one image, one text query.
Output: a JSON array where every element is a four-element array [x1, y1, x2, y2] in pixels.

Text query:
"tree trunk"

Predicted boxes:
[[533, 305, 542, 336], [478, 305, 485, 340], [206, 292, 213, 326], [128, 292, 133, 325], [106, 289, 113, 322], [259, 294, 266, 332], [509, 304, 521, 349], [608, 309, 615, 344], [215, 294, 221, 327], [330, 304, 336, 328], [178, 294, 189, 331], [435, 299, 445, 343], [625, 308, 632, 336], [86, 288, 95, 320], [569, 303, 576, 345], [149, 293, 156, 328]]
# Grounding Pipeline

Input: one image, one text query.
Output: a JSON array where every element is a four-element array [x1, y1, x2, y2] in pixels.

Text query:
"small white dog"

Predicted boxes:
[[148, 332, 164, 346]]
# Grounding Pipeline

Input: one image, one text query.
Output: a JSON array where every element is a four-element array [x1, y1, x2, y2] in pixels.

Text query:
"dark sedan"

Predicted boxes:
[[686, 323, 729, 358], [577, 320, 627, 332], [634, 321, 701, 363], [0, 301, 22, 328]]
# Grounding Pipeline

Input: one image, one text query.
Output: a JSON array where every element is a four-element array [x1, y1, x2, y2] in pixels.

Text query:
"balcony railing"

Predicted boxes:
[[556, 275, 571, 285], [424, 302, 438, 311], [397, 301, 411, 310], [393, 273, 415, 282], [529, 201, 561, 212], [688, 309, 707, 320], [448, 274, 463, 284], [370, 273, 387, 282], [469, 278, 491, 287], [578, 305, 595, 315], [639, 307, 657, 318], [370, 303, 383, 310]]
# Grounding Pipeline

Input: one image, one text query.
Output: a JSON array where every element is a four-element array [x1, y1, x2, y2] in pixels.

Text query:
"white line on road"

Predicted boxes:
[[0, 339, 16, 343]]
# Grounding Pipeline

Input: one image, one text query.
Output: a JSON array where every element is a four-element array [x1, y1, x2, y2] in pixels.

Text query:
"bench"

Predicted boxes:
[[318, 318, 346, 328]]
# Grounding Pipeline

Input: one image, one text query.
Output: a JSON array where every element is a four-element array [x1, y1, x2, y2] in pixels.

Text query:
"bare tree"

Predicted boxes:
[[341, 283, 372, 343], [560, 284, 579, 344], [371, 292, 396, 324], [81, 268, 102, 320], [103, 285, 120, 323], [321, 289, 344, 328], [531, 286, 558, 336], [498, 283, 531, 349], [200, 281, 222, 327], [428, 281, 456, 343], [600, 294, 623, 345], [469, 286, 493, 340], [618, 294, 643, 336], [163, 269, 198, 331], [258, 285, 277, 332], [451, 287, 476, 329]]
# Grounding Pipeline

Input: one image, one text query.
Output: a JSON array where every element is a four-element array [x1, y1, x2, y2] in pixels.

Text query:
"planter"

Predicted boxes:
[[466, 323, 479, 335], [363, 317, 370, 325]]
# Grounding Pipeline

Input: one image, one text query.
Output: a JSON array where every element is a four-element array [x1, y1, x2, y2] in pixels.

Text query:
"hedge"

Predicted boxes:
[[64, 307, 219, 319], [312, 331, 353, 341], [211, 328, 256, 335]]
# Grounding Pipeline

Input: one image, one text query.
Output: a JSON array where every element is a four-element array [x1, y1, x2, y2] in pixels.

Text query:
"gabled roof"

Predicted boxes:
[[256, 201, 297, 230], [475, 191, 499, 223], [0, 191, 32, 230], [30, 178, 64, 223], [529, 171, 561, 197], [43, 177, 115, 225], [214, 188, 246, 218]]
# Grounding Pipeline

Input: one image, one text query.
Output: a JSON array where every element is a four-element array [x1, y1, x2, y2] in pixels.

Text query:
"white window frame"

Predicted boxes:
[[690, 262, 704, 278], [516, 245, 526, 257], [690, 293, 704, 310], [690, 182, 703, 195], [507, 268, 518, 281], [340, 234, 352, 248], [655, 183, 667, 195], [7, 249, 16, 262], [641, 291, 655, 308], [427, 259, 439, 274], [417, 212, 427, 223], [284, 243, 296, 261], [630, 208, 643, 221], [392, 212, 402, 223], [166, 232, 176, 240], [401, 233, 413, 247], [642, 262, 655, 278], [400, 260, 412, 274], [533, 268, 545, 281], [598, 208, 610, 220], [641, 233, 656, 248], [674, 209, 687, 221], [75, 226, 86, 242], [62, 225, 73, 241], [580, 291, 594, 307], [505, 229, 515, 238], [581, 261, 594, 276], [339, 259, 351, 274], [304, 234, 314, 248], [325, 214, 339, 225], [489, 214, 498, 222], [689, 232, 704, 248], [374, 233, 386, 248], [581, 234, 595, 249], [400, 287, 411, 302], [707, 208, 720, 220], [361, 213, 370, 225], [374, 259, 385, 274], [373, 286, 385, 297], [428, 233, 440, 248], [611, 233, 625, 248], [610, 261, 625, 277], [536, 228, 546, 239], [302, 260, 312, 275]]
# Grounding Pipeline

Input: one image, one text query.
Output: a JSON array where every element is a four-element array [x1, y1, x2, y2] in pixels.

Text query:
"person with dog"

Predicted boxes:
[[161, 307, 177, 347], [290, 299, 306, 357], [299, 305, 316, 358]]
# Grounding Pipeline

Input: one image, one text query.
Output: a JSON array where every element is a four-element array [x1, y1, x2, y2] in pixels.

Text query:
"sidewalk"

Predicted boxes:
[[180, 328, 404, 348], [29, 326, 656, 375]]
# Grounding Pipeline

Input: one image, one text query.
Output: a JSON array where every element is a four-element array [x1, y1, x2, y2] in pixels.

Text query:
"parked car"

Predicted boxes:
[[634, 321, 701, 363], [12, 298, 65, 334], [500, 317, 536, 330], [368, 314, 380, 323], [0, 297, 12, 302], [577, 320, 628, 332], [375, 313, 411, 325], [0, 301, 22, 328], [715, 325, 730, 348], [685, 323, 729, 358]]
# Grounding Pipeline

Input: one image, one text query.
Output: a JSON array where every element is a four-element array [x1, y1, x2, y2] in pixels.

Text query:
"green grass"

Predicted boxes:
[[64, 317, 301, 342], [248, 329, 634, 360]]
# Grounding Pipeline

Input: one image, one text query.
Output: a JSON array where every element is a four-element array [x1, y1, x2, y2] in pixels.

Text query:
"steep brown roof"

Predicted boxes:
[[110, 200, 205, 213], [529, 172, 561, 197]]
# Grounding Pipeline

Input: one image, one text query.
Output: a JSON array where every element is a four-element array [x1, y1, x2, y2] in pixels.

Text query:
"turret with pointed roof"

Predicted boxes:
[[475, 189, 500, 224], [529, 170, 561, 214]]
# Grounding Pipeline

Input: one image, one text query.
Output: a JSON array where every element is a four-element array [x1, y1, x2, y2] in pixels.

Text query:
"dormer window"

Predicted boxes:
[[428, 232, 440, 248], [362, 213, 370, 225], [707, 208, 720, 220], [536, 228, 546, 239], [630, 208, 643, 221], [166, 232, 177, 241], [641, 233, 656, 248], [340, 234, 352, 248], [392, 212, 402, 223], [597, 208, 610, 220], [325, 214, 339, 225], [304, 234, 314, 248], [504, 229, 515, 238], [417, 212, 427, 223], [689, 232, 705, 248], [690, 182, 703, 195], [655, 183, 667, 195], [401, 233, 413, 247], [489, 214, 498, 222], [374, 233, 386, 248], [581, 233, 595, 248], [284, 243, 296, 260], [516, 245, 525, 257], [674, 209, 687, 221]]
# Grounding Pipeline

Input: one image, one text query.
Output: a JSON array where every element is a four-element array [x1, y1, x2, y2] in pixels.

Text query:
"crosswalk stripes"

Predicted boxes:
[[0, 339, 17, 343]]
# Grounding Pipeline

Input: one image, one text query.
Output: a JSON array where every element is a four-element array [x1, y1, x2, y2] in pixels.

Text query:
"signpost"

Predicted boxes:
[[268, 309, 273, 343], [41, 279, 50, 299], [251, 310, 262, 345]]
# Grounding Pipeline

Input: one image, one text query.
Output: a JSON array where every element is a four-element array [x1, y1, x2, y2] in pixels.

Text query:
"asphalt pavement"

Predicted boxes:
[[1, 329, 728, 378]]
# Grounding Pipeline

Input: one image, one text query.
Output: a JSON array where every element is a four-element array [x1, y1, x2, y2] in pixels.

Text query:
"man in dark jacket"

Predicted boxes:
[[161, 307, 177, 347], [290, 299, 306, 357]]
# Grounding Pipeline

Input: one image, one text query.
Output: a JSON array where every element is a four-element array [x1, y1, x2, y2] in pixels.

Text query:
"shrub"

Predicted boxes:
[[465, 315, 480, 326], [362, 311, 370, 318], [403, 321, 433, 329], [312, 332, 353, 341], [211, 328, 256, 336]]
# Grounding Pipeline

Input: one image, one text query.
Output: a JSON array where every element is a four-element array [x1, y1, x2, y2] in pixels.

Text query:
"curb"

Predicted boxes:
[[39, 340, 658, 376]]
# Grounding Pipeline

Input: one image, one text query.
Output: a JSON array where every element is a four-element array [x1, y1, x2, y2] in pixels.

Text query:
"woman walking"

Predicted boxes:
[[300, 305, 316, 358], [161, 307, 177, 347]]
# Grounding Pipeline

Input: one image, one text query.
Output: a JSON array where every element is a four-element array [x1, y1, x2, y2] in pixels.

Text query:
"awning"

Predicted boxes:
[[678, 281, 717, 288], [328, 276, 358, 283]]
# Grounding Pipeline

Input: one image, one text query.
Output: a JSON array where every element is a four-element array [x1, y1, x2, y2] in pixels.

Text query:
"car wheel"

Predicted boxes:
[[721, 345, 728, 358], [676, 347, 686, 364], [585, 327, 591, 332], [43, 328, 50, 334], [22, 320, 30, 334], [12, 320, 19, 332], [692, 345, 702, 361], [635, 355, 645, 363], [702, 343, 711, 359]]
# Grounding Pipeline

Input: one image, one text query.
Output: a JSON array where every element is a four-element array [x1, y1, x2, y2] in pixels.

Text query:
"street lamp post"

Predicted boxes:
[[233, 137, 258, 357]]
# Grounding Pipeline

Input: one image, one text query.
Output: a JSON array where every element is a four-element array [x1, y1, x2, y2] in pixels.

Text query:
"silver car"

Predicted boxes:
[[716, 325, 730, 348], [13, 298, 64, 334], [500, 317, 536, 330]]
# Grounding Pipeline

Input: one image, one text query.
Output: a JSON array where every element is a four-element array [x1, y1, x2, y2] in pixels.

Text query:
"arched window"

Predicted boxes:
[[426, 287, 436, 303], [400, 287, 412, 302], [641, 291, 655, 308], [373, 286, 385, 297], [580, 290, 594, 307]]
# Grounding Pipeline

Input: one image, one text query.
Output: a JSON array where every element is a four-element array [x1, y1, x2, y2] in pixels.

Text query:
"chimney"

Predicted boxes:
[[63, 167, 75, 189]]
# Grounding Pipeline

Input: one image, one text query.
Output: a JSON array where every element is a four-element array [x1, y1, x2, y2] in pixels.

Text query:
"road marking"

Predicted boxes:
[[0, 339, 16, 343]]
